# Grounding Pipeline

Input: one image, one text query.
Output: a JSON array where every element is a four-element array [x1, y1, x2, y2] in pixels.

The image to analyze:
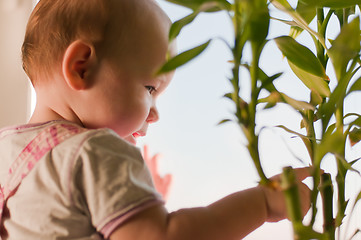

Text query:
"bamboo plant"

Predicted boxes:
[[158, 0, 361, 239]]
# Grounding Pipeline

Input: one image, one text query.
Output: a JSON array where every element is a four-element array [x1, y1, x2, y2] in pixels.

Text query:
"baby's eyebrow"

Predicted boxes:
[[154, 76, 170, 93]]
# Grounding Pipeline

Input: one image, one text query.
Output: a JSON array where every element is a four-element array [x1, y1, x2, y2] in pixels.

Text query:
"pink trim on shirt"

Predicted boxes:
[[100, 199, 164, 239], [0, 120, 58, 132], [0, 120, 82, 140]]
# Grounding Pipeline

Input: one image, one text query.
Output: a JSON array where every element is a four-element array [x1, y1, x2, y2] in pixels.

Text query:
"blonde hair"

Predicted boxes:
[[22, 0, 110, 84]]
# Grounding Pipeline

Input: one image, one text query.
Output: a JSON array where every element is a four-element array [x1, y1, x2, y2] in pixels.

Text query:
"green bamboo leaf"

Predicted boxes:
[[318, 67, 355, 132], [158, 40, 211, 74], [348, 115, 361, 128], [335, 198, 349, 227], [347, 76, 361, 94], [223, 92, 233, 101], [272, 18, 299, 27], [337, 6, 356, 17], [290, 1, 316, 39], [349, 127, 361, 146], [264, 102, 277, 109], [328, 17, 361, 80], [349, 229, 361, 240], [324, 123, 336, 138], [345, 113, 361, 120], [169, 1, 231, 42], [165, 0, 231, 11], [350, 157, 361, 166], [272, 0, 325, 47], [259, 91, 315, 111], [288, 61, 330, 97], [310, 90, 323, 106], [217, 119, 232, 125], [299, 0, 361, 9], [244, 65, 280, 93], [280, 93, 315, 111], [277, 125, 314, 162], [276, 125, 310, 140], [258, 91, 281, 109], [258, 70, 282, 93], [336, 153, 360, 174], [169, 12, 198, 42], [315, 130, 345, 166], [354, 190, 361, 207], [271, 0, 293, 10], [275, 36, 328, 79], [246, 0, 270, 45]]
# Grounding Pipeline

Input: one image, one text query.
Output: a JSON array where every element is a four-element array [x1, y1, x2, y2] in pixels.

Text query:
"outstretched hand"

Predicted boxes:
[[142, 145, 172, 200], [260, 167, 311, 222]]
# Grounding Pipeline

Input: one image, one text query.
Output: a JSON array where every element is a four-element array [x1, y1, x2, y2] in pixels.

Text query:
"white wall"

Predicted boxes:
[[0, 0, 33, 128]]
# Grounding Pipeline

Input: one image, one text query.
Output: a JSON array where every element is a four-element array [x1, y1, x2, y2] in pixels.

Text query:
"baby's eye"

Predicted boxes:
[[145, 86, 156, 94]]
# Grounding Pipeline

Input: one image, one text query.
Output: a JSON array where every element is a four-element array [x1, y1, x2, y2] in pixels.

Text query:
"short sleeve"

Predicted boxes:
[[70, 129, 163, 238]]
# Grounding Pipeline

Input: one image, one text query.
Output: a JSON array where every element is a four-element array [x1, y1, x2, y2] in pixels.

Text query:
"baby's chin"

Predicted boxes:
[[124, 135, 137, 145]]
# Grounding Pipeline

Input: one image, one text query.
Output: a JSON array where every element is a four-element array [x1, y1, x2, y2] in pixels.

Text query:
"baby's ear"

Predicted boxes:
[[62, 40, 97, 90]]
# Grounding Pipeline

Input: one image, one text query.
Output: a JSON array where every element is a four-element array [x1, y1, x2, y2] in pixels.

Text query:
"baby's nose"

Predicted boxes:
[[146, 106, 159, 123]]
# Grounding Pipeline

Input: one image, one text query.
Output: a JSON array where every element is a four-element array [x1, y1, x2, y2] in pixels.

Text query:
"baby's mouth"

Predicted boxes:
[[132, 132, 141, 138], [133, 131, 146, 138]]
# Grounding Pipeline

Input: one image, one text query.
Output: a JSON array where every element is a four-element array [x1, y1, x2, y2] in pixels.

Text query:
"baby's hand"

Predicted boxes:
[[142, 145, 172, 200], [260, 167, 311, 222]]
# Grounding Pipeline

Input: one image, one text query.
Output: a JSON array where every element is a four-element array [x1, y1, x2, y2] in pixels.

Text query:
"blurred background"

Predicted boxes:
[[0, 0, 33, 127], [0, 0, 360, 239]]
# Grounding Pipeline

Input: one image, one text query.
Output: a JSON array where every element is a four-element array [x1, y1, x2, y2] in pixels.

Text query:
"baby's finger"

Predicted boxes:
[[151, 153, 162, 170], [294, 167, 311, 181], [143, 145, 149, 161], [163, 174, 172, 188]]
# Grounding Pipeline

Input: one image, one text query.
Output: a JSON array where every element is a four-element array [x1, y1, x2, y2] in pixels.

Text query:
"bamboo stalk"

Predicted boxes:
[[320, 173, 335, 240], [281, 167, 303, 239]]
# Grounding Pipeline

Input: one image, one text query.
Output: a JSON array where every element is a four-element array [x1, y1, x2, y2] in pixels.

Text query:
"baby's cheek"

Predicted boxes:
[[126, 112, 147, 132]]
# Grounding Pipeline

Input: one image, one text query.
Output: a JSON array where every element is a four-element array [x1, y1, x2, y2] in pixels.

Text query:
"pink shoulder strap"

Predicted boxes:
[[0, 123, 86, 238]]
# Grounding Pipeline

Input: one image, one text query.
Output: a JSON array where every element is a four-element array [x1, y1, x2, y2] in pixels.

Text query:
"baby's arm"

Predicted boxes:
[[110, 168, 310, 240]]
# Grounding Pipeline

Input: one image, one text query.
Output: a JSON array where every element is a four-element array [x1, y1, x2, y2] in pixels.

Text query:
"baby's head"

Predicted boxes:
[[22, 0, 172, 84], [24, 0, 175, 144]]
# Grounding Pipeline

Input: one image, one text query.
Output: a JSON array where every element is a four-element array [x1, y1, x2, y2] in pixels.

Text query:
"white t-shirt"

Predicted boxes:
[[0, 121, 163, 239]]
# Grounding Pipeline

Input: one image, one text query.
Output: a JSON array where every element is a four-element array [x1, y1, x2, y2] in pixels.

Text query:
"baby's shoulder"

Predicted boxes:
[[60, 127, 139, 156], [54, 126, 143, 169]]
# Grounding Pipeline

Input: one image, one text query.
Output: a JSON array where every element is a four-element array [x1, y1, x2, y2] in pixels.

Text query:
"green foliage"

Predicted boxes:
[[160, 0, 361, 238], [168, 1, 231, 42], [348, 76, 361, 94], [164, 0, 231, 11], [241, 0, 270, 46], [328, 17, 361, 80], [289, 1, 316, 38], [288, 61, 330, 97], [349, 127, 361, 146], [168, 12, 198, 42], [274, 36, 331, 98], [158, 40, 211, 74], [275, 36, 327, 79], [299, 0, 361, 9]]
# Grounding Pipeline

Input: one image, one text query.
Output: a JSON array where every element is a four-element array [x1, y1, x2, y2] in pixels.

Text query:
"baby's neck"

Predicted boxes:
[[28, 103, 83, 127]]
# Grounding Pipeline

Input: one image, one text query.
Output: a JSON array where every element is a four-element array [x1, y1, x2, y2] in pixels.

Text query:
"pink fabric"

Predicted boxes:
[[0, 123, 86, 239], [100, 199, 163, 238], [0, 120, 61, 140], [0, 121, 163, 239]]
